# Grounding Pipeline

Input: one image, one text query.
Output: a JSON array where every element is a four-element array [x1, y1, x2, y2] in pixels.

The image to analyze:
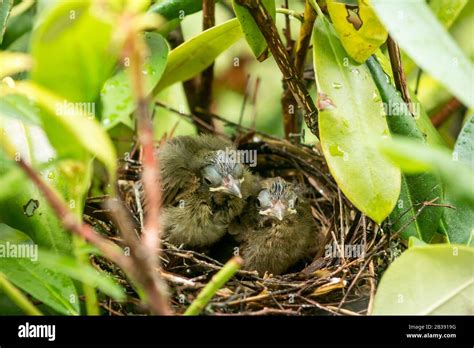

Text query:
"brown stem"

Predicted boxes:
[[387, 36, 413, 115], [195, 0, 217, 133], [283, 0, 316, 143], [430, 97, 463, 127], [123, 31, 172, 314], [294, 1, 316, 78], [235, 0, 319, 137]]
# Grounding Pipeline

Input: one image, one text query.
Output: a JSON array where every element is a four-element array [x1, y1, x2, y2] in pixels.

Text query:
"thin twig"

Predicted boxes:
[[234, 0, 319, 137], [387, 36, 413, 115], [430, 97, 463, 127], [195, 0, 217, 133]]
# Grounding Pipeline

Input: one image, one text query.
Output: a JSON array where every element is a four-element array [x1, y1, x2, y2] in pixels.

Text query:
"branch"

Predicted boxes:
[[195, 0, 216, 132], [430, 97, 463, 128], [387, 36, 413, 115], [294, 1, 316, 78], [282, 0, 316, 143], [234, 0, 319, 137], [184, 256, 243, 315]]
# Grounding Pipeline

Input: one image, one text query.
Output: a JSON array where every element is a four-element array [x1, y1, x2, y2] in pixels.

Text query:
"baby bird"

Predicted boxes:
[[158, 135, 258, 249], [230, 177, 322, 275]]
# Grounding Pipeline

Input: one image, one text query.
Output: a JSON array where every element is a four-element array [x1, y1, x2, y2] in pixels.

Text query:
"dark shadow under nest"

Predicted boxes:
[[84, 130, 401, 316]]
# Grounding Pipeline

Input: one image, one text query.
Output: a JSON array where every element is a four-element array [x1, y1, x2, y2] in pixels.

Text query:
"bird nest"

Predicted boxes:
[[85, 134, 400, 316]]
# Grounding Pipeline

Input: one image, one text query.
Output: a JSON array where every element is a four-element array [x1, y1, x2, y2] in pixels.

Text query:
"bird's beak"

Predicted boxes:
[[270, 201, 286, 221], [219, 176, 242, 198]]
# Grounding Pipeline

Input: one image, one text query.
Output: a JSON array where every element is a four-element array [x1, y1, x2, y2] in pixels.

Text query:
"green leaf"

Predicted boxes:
[[430, 0, 468, 29], [0, 94, 40, 125], [0, 258, 79, 315], [232, 0, 275, 61], [408, 236, 427, 248], [0, 108, 93, 253], [101, 32, 168, 130], [372, 244, 474, 314], [30, 0, 119, 102], [380, 137, 474, 204], [442, 115, 474, 246], [312, 15, 400, 223], [0, 0, 14, 44], [371, 0, 474, 108], [0, 4, 33, 49], [149, 0, 206, 20], [326, 0, 387, 63], [148, 0, 216, 36], [37, 249, 126, 301], [0, 225, 79, 315], [2, 82, 117, 177], [367, 57, 444, 242], [154, 18, 242, 93]]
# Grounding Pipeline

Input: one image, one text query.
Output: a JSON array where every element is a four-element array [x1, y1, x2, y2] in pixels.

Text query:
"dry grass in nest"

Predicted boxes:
[[85, 134, 398, 316]]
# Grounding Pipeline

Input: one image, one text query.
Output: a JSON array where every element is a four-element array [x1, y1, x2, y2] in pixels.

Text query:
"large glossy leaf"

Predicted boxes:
[[372, 244, 474, 314], [371, 0, 474, 108], [312, 15, 400, 223], [100, 32, 168, 130], [0, 0, 13, 44], [154, 18, 242, 93], [0, 258, 79, 315], [380, 137, 474, 204], [2, 82, 117, 176], [0, 3, 33, 50], [0, 103, 92, 253], [37, 249, 126, 301], [0, 224, 79, 315], [430, 0, 468, 28], [232, 0, 275, 61], [326, 0, 387, 63], [367, 57, 444, 242], [442, 115, 474, 245], [30, 0, 118, 102], [401, 0, 468, 77], [0, 94, 40, 125]]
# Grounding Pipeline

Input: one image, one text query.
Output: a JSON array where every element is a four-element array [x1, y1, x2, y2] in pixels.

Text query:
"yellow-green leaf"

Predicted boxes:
[[327, 0, 387, 63], [1, 81, 117, 177], [154, 18, 242, 93], [312, 15, 400, 224], [232, 0, 275, 61], [372, 244, 474, 315]]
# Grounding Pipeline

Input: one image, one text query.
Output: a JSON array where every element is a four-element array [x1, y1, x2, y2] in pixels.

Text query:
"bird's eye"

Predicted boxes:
[[201, 165, 221, 187], [256, 190, 271, 209]]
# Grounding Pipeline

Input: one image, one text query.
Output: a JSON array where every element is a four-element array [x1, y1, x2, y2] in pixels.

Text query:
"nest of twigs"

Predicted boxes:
[[85, 129, 400, 316]]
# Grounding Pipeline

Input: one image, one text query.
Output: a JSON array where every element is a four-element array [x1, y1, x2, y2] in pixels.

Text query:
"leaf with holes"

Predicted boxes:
[[326, 0, 387, 63]]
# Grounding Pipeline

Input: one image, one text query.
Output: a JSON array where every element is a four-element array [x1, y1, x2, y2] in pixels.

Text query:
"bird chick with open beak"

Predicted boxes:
[[229, 177, 323, 275], [157, 135, 258, 249]]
